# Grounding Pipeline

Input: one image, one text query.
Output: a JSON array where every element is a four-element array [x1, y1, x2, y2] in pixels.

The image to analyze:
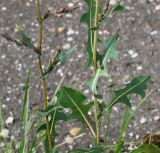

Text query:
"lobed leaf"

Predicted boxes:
[[80, 0, 95, 66], [107, 76, 151, 111], [86, 33, 119, 94], [57, 86, 96, 138]]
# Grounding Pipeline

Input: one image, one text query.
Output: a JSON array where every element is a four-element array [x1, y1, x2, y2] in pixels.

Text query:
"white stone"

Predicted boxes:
[[140, 117, 147, 124], [0, 128, 9, 138], [67, 37, 74, 42], [66, 14, 72, 18], [110, 0, 117, 5], [64, 135, 73, 144], [63, 43, 71, 50], [67, 28, 75, 35], [155, 5, 160, 11], [1, 7, 7, 11], [128, 49, 138, 58], [150, 30, 158, 35], [88, 111, 92, 116], [154, 116, 160, 121], [137, 65, 143, 71], [68, 2, 74, 8], [6, 116, 14, 125], [26, 2, 30, 7]]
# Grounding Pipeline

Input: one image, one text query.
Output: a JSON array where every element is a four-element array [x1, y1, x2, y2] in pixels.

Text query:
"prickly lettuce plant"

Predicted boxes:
[[0, 0, 156, 153]]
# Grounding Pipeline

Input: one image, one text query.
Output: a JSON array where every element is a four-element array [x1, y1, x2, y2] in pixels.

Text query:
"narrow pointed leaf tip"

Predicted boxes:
[[19, 31, 41, 56], [57, 86, 96, 137], [107, 75, 151, 110], [80, 0, 95, 66], [99, 3, 124, 27], [86, 33, 119, 94]]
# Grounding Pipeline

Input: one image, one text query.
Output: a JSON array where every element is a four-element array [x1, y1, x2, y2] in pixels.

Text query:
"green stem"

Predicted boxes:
[[93, 0, 100, 146], [36, 0, 53, 151], [104, 109, 112, 153]]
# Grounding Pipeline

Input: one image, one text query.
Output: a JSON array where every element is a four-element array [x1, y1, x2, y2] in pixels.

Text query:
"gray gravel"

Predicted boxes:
[[0, 0, 160, 152]]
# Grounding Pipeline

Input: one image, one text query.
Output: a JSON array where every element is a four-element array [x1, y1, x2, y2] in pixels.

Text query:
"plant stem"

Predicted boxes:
[[93, 0, 100, 145], [104, 109, 112, 153], [36, 0, 53, 151]]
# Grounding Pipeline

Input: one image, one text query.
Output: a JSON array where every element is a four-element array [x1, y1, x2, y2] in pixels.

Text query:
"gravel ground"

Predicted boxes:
[[0, 0, 160, 152]]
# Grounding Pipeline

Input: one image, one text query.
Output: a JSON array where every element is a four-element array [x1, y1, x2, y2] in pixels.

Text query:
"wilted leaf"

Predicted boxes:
[[20, 31, 41, 55], [80, 0, 95, 66], [43, 46, 76, 78], [99, 3, 124, 27], [86, 33, 119, 94], [107, 76, 151, 110], [57, 86, 96, 137]]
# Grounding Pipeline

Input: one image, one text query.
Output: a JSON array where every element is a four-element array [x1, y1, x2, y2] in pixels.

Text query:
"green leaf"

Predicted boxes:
[[44, 135, 51, 153], [19, 68, 31, 153], [80, 0, 95, 66], [43, 46, 76, 78], [107, 76, 151, 111], [131, 144, 160, 153], [86, 33, 119, 94], [71, 148, 103, 153], [39, 105, 63, 118], [57, 86, 96, 138], [20, 31, 41, 56], [37, 110, 67, 138]]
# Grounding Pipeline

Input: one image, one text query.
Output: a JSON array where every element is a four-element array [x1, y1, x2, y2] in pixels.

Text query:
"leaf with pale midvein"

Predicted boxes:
[[57, 86, 96, 138], [80, 0, 95, 66], [86, 33, 119, 94], [106, 76, 151, 111]]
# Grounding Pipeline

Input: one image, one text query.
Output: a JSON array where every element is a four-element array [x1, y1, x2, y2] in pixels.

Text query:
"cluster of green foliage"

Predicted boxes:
[[0, 0, 159, 153]]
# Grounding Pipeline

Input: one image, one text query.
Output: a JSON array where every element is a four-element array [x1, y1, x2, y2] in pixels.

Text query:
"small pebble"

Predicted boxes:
[[67, 28, 75, 35], [154, 116, 160, 121], [110, 0, 117, 5], [137, 65, 143, 71], [70, 127, 81, 136], [63, 43, 71, 50], [155, 5, 160, 11], [67, 37, 74, 42], [68, 2, 74, 8], [140, 117, 147, 124], [0, 128, 9, 138], [6, 116, 14, 125], [64, 135, 73, 144], [150, 30, 158, 35], [57, 27, 65, 33], [128, 50, 138, 58], [1, 7, 7, 11]]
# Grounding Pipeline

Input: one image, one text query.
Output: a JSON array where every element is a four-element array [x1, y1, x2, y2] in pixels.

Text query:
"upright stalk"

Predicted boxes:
[[36, 0, 53, 151], [93, 0, 100, 145]]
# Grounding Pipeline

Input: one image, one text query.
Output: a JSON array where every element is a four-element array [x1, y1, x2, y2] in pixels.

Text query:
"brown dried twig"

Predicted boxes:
[[42, 6, 79, 20], [0, 33, 23, 46]]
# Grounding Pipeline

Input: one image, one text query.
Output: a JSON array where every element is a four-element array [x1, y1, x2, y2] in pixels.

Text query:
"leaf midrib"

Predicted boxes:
[[107, 77, 148, 110], [64, 89, 96, 138]]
